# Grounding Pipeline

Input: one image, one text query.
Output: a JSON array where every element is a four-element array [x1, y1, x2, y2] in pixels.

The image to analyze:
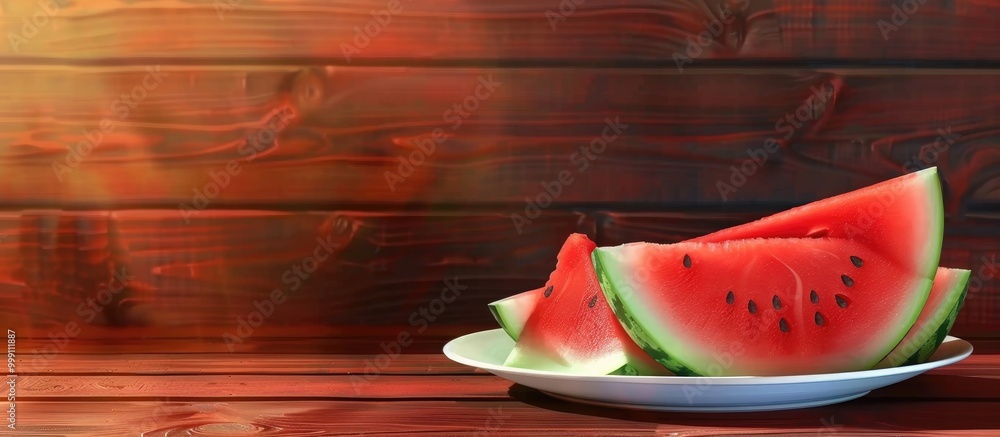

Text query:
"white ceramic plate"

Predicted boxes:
[[443, 329, 973, 412]]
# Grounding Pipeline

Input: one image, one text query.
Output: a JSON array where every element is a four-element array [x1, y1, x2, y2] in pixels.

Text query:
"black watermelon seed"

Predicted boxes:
[[815, 312, 825, 326], [779, 318, 790, 333], [683, 254, 692, 268], [544, 285, 553, 298], [726, 290, 735, 305], [810, 290, 819, 304], [835, 294, 849, 308], [748, 300, 758, 314], [588, 295, 598, 308], [772, 295, 782, 310], [850, 256, 864, 268], [841, 275, 854, 287]]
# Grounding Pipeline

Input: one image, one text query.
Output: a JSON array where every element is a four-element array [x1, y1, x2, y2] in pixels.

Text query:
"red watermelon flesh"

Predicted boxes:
[[504, 233, 668, 375], [593, 169, 945, 376], [692, 167, 943, 282], [593, 237, 933, 376]]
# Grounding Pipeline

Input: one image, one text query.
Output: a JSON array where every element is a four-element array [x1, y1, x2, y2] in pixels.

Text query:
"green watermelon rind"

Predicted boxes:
[[885, 168, 947, 367], [907, 277, 968, 365], [592, 169, 946, 376], [877, 269, 970, 368], [592, 249, 701, 376], [488, 290, 539, 341]]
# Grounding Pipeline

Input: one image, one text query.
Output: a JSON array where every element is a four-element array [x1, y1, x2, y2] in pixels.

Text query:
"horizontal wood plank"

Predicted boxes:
[[3, 208, 999, 356], [11, 353, 480, 375], [12, 351, 1000, 375], [1, 209, 591, 355], [10, 373, 1000, 401], [14, 375, 510, 399], [9, 398, 1000, 436], [1, 1, 1000, 62], [6, 355, 1000, 434], [0, 67, 999, 208], [7, 355, 999, 400], [11, 332, 482, 355]]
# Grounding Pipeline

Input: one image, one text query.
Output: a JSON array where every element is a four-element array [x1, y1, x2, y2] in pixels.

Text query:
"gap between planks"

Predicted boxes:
[[13, 353, 1000, 375]]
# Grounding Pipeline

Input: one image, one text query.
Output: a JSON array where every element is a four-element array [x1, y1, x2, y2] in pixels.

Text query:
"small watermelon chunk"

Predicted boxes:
[[593, 237, 935, 376], [488, 287, 543, 341], [875, 268, 970, 368], [504, 234, 668, 375]]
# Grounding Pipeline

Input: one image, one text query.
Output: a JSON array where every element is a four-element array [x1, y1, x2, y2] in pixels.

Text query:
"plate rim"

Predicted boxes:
[[443, 328, 974, 385], [539, 390, 872, 412]]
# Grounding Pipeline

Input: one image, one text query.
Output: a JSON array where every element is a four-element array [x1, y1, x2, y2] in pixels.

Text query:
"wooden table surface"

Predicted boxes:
[[7, 347, 1000, 436]]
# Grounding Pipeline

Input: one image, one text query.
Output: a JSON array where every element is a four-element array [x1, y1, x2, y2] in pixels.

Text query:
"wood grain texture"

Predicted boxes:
[[16, 334, 1000, 356], [596, 211, 1000, 338], [6, 354, 1000, 434], [14, 375, 511, 399], [12, 331, 483, 354], [7, 354, 1000, 401], [1, 66, 999, 208], [8, 398, 1000, 436], [10, 353, 479, 375], [1, 1, 1000, 62], [2, 209, 592, 353], [12, 352, 1000, 375], [12, 372, 1000, 401], [3, 208, 998, 354]]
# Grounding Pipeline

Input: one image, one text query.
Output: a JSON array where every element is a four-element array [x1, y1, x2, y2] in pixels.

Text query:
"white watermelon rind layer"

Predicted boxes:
[[503, 339, 630, 375], [592, 169, 945, 376]]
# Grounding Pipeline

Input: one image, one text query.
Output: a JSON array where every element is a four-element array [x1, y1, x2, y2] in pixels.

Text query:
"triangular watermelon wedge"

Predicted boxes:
[[488, 287, 542, 341], [593, 168, 946, 376], [875, 267, 970, 368], [503, 234, 669, 375]]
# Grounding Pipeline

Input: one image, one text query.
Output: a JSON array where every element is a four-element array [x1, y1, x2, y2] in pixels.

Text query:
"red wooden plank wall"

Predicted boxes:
[[0, 1, 997, 354]]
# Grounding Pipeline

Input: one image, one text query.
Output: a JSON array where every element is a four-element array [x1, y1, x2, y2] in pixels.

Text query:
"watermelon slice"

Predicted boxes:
[[875, 267, 970, 369], [594, 237, 935, 376], [504, 233, 669, 375], [593, 168, 945, 376], [488, 287, 542, 341]]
